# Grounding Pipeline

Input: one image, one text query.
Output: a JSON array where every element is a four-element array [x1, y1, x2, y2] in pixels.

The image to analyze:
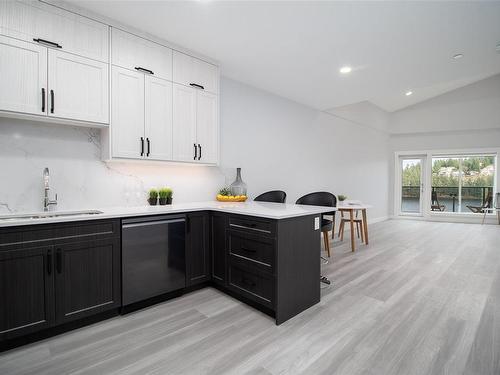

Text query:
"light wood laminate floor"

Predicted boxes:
[[1, 220, 499, 375]]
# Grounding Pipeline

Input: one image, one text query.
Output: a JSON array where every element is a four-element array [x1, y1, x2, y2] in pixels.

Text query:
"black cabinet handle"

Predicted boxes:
[[146, 138, 150, 157], [241, 247, 257, 253], [241, 277, 256, 287], [56, 248, 62, 274], [198, 144, 202, 160], [193, 143, 197, 160], [47, 249, 52, 275], [33, 38, 62, 49], [140, 137, 144, 156], [50, 90, 54, 113], [189, 83, 205, 90], [41, 88, 45, 113], [135, 67, 154, 75]]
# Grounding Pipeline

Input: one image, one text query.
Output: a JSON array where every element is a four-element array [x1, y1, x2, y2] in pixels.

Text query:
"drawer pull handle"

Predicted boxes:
[[189, 83, 205, 90], [33, 38, 62, 49], [193, 143, 197, 160], [50, 90, 54, 113], [135, 67, 154, 75], [241, 247, 257, 253], [56, 248, 62, 274], [229, 223, 271, 234], [47, 249, 52, 275], [241, 277, 256, 287], [41, 88, 45, 113]]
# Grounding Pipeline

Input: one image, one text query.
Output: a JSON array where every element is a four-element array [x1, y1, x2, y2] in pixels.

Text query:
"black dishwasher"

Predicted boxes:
[[122, 215, 186, 306]]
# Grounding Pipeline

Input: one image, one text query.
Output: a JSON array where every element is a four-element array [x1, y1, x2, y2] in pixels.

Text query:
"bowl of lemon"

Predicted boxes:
[[216, 187, 247, 202]]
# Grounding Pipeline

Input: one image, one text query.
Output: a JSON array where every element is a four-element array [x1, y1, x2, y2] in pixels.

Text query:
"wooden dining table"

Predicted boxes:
[[337, 204, 372, 252]]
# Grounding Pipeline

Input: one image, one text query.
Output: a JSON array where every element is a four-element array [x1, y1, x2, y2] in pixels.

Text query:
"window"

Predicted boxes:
[[431, 155, 496, 213]]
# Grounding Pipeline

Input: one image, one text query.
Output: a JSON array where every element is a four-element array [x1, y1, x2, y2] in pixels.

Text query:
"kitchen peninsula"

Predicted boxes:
[[0, 201, 334, 350]]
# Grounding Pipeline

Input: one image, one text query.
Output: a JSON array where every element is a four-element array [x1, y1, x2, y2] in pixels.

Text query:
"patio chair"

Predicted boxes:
[[431, 191, 445, 211], [466, 193, 492, 213]]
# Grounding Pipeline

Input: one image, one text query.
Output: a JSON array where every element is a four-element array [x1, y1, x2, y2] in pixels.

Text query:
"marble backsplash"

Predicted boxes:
[[0, 118, 226, 214]]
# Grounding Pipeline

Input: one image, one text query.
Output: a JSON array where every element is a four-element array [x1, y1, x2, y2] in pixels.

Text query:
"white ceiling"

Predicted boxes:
[[72, 0, 500, 112]]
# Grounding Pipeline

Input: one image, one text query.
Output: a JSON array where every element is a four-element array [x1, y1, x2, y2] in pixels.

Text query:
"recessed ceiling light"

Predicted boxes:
[[339, 66, 352, 74], [405, 91, 413, 96], [452, 53, 463, 60]]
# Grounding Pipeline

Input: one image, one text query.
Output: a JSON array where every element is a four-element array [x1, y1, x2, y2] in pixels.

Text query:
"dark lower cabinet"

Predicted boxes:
[[0, 219, 120, 344], [211, 213, 227, 286], [0, 246, 55, 341], [54, 238, 121, 324], [186, 212, 210, 286]]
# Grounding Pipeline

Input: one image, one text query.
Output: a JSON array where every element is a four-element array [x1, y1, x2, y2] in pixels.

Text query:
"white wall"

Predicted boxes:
[[0, 77, 391, 222], [388, 74, 500, 217], [220, 78, 390, 221], [389, 74, 500, 135]]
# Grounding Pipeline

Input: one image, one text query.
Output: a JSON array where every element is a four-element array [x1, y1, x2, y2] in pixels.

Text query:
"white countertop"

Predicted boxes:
[[0, 201, 337, 227]]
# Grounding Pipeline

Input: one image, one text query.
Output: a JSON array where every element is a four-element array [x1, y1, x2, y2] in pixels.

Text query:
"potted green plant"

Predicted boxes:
[[338, 194, 347, 206], [159, 187, 173, 205], [148, 188, 158, 206]]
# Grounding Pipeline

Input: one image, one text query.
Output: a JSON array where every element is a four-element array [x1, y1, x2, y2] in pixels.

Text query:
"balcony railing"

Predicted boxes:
[[401, 186, 493, 213]]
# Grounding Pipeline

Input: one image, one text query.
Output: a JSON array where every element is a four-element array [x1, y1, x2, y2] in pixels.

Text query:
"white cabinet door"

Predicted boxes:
[[111, 67, 145, 159], [145, 76, 173, 161], [0, 0, 109, 62], [173, 83, 197, 162], [112, 28, 172, 81], [196, 91, 218, 164], [192, 58, 218, 94], [48, 50, 109, 124], [0, 36, 47, 115], [173, 51, 218, 93]]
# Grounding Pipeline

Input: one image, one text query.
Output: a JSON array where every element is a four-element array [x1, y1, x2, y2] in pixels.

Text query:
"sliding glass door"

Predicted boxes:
[[396, 152, 497, 217], [399, 156, 425, 215], [431, 155, 495, 213]]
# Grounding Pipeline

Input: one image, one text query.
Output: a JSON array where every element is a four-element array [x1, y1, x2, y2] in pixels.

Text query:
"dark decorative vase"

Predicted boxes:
[[166, 197, 173, 205], [159, 198, 167, 205], [230, 168, 247, 196], [148, 197, 158, 206]]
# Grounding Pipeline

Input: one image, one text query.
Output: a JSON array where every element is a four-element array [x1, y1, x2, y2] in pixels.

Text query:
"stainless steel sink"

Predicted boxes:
[[0, 210, 103, 221]]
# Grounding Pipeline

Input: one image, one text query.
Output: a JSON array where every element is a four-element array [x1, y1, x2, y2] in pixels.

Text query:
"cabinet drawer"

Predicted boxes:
[[112, 28, 172, 81], [228, 230, 274, 270], [228, 216, 276, 237], [0, 220, 119, 249], [228, 261, 274, 308]]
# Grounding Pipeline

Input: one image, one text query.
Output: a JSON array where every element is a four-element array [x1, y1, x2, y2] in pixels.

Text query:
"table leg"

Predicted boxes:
[[362, 209, 369, 245], [349, 209, 355, 252], [497, 211, 500, 225]]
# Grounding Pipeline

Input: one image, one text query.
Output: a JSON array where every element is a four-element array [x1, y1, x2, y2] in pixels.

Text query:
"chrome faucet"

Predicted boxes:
[[43, 167, 58, 211]]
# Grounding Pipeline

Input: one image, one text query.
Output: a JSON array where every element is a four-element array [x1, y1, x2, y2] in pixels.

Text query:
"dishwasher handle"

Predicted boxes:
[[122, 218, 185, 229]]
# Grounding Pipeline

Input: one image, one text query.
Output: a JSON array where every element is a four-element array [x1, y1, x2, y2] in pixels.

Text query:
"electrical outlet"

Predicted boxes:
[[314, 217, 320, 230]]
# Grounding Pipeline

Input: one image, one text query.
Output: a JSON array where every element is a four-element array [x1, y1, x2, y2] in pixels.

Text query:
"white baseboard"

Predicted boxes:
[[335, 215, 389, 233], [389, 214, 499, 225]]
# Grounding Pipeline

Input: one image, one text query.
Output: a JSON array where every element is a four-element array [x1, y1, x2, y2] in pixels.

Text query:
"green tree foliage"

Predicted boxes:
[[402, 157, 495, 188]]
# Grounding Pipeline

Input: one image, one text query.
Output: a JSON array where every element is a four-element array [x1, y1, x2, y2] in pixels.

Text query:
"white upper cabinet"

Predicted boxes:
[[195, 91, 218, 164], [173, 83, 197, 162], [172, 83, 218, 164], [111, 66, 145, 159], [145, 76, 173, 161], [0, 35, 47, 115], [0, 0, 109, 62], [48, 50, 109, 124], [112, 28, 172, 81], [173, 51, 218, 94]]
